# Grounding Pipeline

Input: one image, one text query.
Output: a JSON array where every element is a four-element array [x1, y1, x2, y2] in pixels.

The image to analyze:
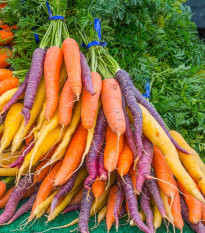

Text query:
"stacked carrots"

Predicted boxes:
[[0, 3, 204, 233]]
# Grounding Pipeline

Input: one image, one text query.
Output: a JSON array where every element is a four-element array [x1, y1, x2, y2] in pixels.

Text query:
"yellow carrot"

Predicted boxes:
[[0, 88, 18, 113], [0, 124, 3, 135], [0, 167, 18, 176]]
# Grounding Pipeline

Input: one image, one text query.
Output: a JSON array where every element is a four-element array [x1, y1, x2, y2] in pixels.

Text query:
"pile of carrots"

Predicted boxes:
[[0, 2, 205, 233]]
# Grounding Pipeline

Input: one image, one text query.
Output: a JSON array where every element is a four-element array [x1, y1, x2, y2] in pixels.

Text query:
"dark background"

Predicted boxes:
[[186, 0, 205, 39]]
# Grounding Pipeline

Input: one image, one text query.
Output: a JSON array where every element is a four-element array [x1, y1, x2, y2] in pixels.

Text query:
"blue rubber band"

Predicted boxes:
[[46, 1, 64, 20], [82, 19, 107, 49], [142, 77, 151, 99], [32, 29, 40, 44]]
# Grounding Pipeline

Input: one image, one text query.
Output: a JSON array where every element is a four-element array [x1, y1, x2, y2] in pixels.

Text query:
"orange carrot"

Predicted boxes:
[[153, 145, 177, 200], [0, 29, 14, 45], [131, 173, 137, 194], [44, 46, 63, 120], [202, 204, 205, 223], [106, 185, 119, 232], [58, 78, 76, 126], [0, 77, 19, 95], [177, 180, 202, 224], [117, 140, 133, 176], [33, 160, 53, 184], [70, 188, 83, 205], [39, 143, 59, 160], [54, 124, 88, 186], [0, 181, 6, 199], [0, 1, 7, 8], [0, 48, 12, 68], [104, 127, 124, 173], [81, 72, 102, 129], [0, 186, 15, 209], [168, 191, 184, 230], [0, 21, 8, 30], [128, 164, 136, 177], [25, 122, 36, 145], [31, 161, 62, 217], [62, 38, 82, 99], [0, 69, 12, 80], [101, 78, 125, 136], [92, 178, 105, 199]]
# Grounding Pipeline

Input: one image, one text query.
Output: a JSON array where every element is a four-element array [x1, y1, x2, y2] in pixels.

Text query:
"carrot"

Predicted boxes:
[[101, 78, 126, 136], [54, 124, 88, 186], [0, 77, 19, 96], [177, 180, 202, 224], [202, 204, 205, 223], [0, 167, 18, 176], [106, 185, 118, 232], [128, 164, 136, 177], [0, 21, 8, 30], [0, 186, 15, 209], [168, 192, 184, 230], [0, 48, 12, 68], [81, 72, 102, 129], [33, 160, 52, 184], [131, 173, 137, 194], [92, 178, 105, 199], [0, 29, 14, 45], [104, 126, 124, 173], [31, 161, 62, 218], [44, 46, 63, 120], [170, 130, 205, 196], [0, 181, 6, 199], [152, 145, 177, 199], [58, 78, 76, 126], [117, 140, 134, 177], [62, 38, 82, 99], [139, 104, 205, 203], [0, 1, 7, 8], [69, 188, 83, 205], [25, 122, 36, 145], [0, 69, 12, 80]]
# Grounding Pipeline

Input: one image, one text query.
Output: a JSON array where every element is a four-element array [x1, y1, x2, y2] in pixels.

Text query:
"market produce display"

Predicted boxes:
[[0, 0, 205, 233]]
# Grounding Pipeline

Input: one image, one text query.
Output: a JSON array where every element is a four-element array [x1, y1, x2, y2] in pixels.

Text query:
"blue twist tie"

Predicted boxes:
[[46, 1, 64, 20], [82, 19, 107, 49], [142, 77, 151, 99], [32, 29, 40, 44]]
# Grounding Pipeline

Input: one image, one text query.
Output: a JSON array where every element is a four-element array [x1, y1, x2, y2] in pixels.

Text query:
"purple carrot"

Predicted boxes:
[[80, 52, 95, 95], [120, 174, 151, 233], [115, 69, 143, 161], [133, 86, 189, 154], [122, 97, 138, 162], [118, 203, 127, 218], [141, 185, 155, 233], [22, 48, 45, 126], [84, 107, 107, 189], [1, 71, 30, 114], [62, 202, 81, 214], [9, 139, 35, 168], [180, 196, 205, 233], [50, 170, 78, 215], [79, 188, 94, 233], [8, 192, 37, 224], [136, 136, 153, 194], [114, 179, 124, 231], [0, 174, 33, 224], [98, 147, 108, 182]]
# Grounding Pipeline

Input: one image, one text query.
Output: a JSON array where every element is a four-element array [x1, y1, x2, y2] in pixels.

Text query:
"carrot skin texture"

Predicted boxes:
[[0, 175, 33, 224], [0, 29, 14, 45], [133, 86, 188, 154], [115, 70, 143, 160], [33, 161, 52, 184], [180, 197, 205, 233], [0, 186, 15, 209], [62, 202, 81, 214], [58, 78, 76, 126], [0, 69, 12, 80], [136, 136, 153, 193], [177, 180, 201, 224], [8, 192, 37, 223], [79, 188, 94, 233], [140, 185, 155, 233], [44, 46, 63, 120], [122, 99, 138, 162], [22, 48, 45, 125], [0, 48, 12, 68], [80, 52, 94, 95], [0, 77, 19, 95], [98, 147, 108, 181], [121, 175, 151, 233], [84, 107, 107, 189], [62, 38, 82, 98], [8, 139, 34, 168], [92, 178, 105, 199], [1, 71, 29, 114], [51, 170, 78, 214], [145, 178, 166, 218], [0, 181, 6, 199], [101, 78, 126, 136], [81, 71, 102, 129]]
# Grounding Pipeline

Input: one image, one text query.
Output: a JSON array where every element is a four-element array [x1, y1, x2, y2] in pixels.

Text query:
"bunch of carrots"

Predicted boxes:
[[0, 2, 204, 233]]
